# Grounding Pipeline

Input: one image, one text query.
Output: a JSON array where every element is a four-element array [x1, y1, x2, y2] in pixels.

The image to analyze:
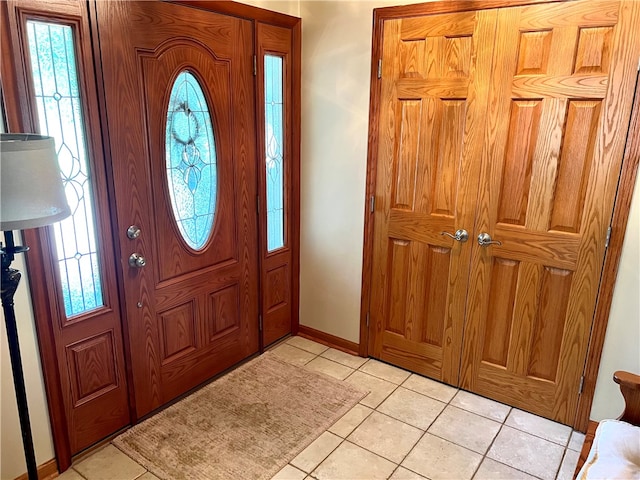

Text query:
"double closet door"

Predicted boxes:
[[368, 0, 640, 424]]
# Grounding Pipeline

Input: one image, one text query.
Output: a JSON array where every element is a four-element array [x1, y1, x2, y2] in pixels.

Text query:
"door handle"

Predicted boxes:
[[128, 253, 147, 268], [477, 232, 502, 247], [440, 229, 469, 243]]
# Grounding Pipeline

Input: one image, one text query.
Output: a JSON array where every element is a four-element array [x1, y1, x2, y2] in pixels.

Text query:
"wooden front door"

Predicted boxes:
[[97, 1, 259, 417], [368, 0, 640, 424], [460, 0, 640, 423], [368, 9, 497, 384]]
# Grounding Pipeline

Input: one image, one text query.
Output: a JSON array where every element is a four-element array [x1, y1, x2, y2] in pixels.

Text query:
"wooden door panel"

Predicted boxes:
[[460, 0, 640, 424], [97, 1, 258, 417], [66, 332, 120, 406], [369, 10, 496, 384]]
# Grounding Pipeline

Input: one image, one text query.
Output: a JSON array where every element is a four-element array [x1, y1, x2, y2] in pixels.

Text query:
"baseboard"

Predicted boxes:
[[297, 325, 360, 356], [14, 458, 57, 480]]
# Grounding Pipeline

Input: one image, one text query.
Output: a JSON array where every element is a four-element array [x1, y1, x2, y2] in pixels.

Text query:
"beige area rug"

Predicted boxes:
[[113, 354, 366, 479]]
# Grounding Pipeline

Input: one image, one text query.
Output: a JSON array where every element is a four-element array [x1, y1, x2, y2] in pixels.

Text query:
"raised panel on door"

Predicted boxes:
[[460, 0, 640, 424], [96, 0, 258, 417], [368, 10, 496, 384]]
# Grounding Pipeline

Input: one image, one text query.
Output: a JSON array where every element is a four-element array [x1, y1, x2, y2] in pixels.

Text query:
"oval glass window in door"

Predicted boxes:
[[165, 71, 217, 250]]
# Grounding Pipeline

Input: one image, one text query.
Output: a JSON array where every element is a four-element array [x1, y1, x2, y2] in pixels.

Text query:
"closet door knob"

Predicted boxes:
[[477, 233, 502, 247], [440, 229, 469, 243]]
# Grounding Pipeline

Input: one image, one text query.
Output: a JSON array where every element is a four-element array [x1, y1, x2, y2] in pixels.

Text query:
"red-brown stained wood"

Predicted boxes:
[[256, 22, 297, 348], [1, 0, 131, 460], [2, 0, 301, 471], [158, 303, 197, 363], [97, 0, 259, 417]]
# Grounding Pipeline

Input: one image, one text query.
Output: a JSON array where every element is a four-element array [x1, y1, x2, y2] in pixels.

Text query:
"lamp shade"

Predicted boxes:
[[1, 133, 71, 231]]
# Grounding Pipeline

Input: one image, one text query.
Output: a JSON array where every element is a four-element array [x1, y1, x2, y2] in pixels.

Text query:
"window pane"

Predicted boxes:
[[26, 21, 103, 317], [165, 71, 217, 250], [264, 55, 285, 252]]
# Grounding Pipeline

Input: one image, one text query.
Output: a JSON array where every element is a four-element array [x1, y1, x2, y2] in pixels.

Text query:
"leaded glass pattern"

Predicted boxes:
[[26, 21, 103, 317], [264, 55, 285, 252], [165, 71, 217, 250]]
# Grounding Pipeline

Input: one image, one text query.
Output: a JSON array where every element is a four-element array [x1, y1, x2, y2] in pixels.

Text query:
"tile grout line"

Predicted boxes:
[[269, 341, 572, 480], [304, 355, 357, 380], [304, 435, 345, 478], [385, 378, 462, 479], [477, 422, 548, 480]]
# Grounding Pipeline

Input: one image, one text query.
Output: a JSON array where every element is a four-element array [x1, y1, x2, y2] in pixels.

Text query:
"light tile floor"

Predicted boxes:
[[58, 337, 586, 480]]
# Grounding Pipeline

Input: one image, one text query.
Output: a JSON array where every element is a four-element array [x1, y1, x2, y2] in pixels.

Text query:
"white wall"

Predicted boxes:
[[241, 0, 300, 16], [299, 0, 425, 343], [590, 175, 640, 421]]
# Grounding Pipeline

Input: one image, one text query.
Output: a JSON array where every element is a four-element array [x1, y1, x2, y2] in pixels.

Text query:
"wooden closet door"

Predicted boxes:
[[368, 10, 496, 383], [460, 0, 640, 424]]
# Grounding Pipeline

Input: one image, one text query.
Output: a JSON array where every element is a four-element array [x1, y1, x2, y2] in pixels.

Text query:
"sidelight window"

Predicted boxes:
[[26, 20, 103, 317], [264, 55, 285, 252]]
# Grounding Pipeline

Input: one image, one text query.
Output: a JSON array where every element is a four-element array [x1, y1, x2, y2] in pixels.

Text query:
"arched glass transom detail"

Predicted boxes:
[[165, 71, 217, 250]]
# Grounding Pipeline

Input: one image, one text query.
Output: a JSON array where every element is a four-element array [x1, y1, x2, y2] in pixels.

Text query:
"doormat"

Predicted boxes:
[[113, 354, 366, 479]]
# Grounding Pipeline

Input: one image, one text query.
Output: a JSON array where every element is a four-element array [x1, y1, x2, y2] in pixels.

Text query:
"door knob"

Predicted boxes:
[[477, 233, 502, 246], [440, 229, 469, 243], [128, 253, 147, 268]]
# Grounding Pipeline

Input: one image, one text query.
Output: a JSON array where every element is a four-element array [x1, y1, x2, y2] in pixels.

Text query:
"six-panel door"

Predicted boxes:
[[369, 10, 497, 384], [460, 0, 640, 424]]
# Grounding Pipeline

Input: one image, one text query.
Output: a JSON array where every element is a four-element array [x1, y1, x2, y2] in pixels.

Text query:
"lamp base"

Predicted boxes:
[[2, 230, 38, 480]]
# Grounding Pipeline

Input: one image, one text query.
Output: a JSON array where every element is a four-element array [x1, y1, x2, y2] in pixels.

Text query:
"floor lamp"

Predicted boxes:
[[1, 134, 71, 480]]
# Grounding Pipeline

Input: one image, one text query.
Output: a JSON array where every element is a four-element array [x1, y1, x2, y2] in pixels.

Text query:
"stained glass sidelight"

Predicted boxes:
[[165, 71, 217, 250], [26, 21, 103, 317], [264, 55, 285, 252]]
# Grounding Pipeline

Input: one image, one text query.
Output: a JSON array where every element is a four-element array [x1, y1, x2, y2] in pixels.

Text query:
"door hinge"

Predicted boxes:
[[605, 226, 612, 249], [366, 311, 370, 328], [377, 59, 382, 79], [259, 314, 263, 331], [369, 195, 375, 213], [579, 375, 585, 394], [637, 55, 640, 72], [253, 54, 257, 76]]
